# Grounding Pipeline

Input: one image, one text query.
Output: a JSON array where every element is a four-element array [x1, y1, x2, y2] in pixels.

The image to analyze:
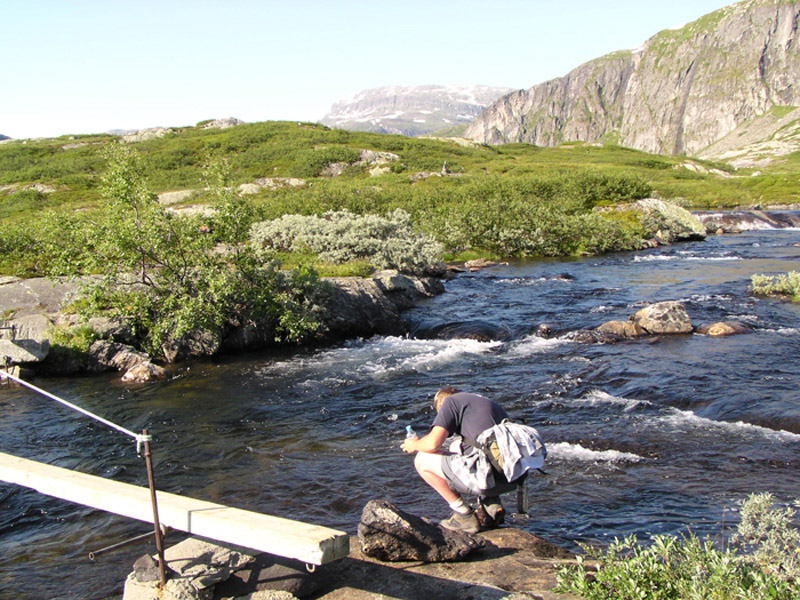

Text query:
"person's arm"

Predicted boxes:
[[401, 425, 449, 454]]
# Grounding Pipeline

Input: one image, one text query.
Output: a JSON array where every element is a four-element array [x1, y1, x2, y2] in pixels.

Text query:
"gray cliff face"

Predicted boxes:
[[321, 85, 513, 136], [465, 0, 800, 159]]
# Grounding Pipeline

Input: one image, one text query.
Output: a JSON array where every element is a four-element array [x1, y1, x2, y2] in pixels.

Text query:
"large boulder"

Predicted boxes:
[[87, 340, 151, 373], [88, 316, 136, 345], [4, 313, 53, 343], [358, 499, 484, 562], [372, 270, 444, 310], [321, 272, 444, 340], [635, 198, 707, 243], [602, 199, 706, 244], [320, 279, 405, 339], [161, 329, 222, 363], [0, 277, 85, 317], [631, 301, 693, 334]]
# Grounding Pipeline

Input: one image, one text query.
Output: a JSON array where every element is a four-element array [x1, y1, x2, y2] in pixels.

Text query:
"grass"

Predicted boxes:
[[1, 119, 799, 278], [2, 120, 799, 226]]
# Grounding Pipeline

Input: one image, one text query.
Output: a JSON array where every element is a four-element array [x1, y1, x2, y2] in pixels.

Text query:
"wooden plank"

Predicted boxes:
[[0, 452, 349, 565]]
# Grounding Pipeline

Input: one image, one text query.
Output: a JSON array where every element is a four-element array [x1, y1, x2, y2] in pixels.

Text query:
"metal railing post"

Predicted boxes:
[[142, 429, 167, 588]]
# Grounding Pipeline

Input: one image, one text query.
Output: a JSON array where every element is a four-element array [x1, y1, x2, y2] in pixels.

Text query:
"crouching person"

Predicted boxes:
[[400, 386, 521, 533]]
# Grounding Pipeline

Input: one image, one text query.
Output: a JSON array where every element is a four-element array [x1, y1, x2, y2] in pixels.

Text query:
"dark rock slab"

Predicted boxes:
[[212, 554, 324, 599], [358, 499, 484, 562]]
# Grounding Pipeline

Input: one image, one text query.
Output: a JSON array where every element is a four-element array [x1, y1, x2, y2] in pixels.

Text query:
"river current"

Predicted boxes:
[[1, 228, 799, 599]]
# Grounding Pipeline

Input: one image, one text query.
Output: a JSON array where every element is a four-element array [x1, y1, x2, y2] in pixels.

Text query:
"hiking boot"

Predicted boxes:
[[480, 495, 505, 526], [440, 510, 480, 533]]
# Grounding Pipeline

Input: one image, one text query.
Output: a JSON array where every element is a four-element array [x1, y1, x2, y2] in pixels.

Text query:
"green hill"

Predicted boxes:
[[2, 119, 797, 223], [1, 118, 799, 281]]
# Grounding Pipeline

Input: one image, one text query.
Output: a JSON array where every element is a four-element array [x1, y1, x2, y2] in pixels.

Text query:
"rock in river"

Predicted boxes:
[[358, 499, 484, 562]]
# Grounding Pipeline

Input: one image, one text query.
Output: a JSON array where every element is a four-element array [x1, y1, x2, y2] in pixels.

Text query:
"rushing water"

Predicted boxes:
[[1, 228, 800, 599]]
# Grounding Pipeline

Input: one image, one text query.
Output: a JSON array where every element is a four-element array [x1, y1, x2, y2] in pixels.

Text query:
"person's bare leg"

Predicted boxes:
[[414, 451, 459, 503]]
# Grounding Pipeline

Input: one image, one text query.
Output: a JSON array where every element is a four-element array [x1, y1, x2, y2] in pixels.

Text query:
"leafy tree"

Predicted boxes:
[[70, 144, 325, 360]]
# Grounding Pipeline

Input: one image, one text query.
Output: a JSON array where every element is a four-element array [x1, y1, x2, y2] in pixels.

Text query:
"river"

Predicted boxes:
[[1, 228, 799, 599]]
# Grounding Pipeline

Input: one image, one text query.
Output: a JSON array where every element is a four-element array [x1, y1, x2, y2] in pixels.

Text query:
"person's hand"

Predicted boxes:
[[401, 437, 417, 453]]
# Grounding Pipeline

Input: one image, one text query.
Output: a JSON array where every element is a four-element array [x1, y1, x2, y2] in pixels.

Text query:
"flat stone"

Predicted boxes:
[[4, 314, 53, 343], [0, 338, 50, 363]]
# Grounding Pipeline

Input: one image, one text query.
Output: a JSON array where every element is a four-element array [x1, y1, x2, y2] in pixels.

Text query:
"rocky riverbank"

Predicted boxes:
[[2, 204, 795, 383], [120, 501, 582, 600], [0, 271, 444, 382]]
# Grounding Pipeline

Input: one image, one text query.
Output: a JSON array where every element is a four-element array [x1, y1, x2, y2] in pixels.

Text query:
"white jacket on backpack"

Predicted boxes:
[[476, 421, 547, 482]]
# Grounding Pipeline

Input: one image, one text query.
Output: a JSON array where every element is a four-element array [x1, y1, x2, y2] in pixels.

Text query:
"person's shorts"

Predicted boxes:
[[441, 453, 518, 497]]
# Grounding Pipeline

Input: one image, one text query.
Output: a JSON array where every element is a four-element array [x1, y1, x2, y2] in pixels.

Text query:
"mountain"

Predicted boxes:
[[0, 134, 10, 141], [465, 0, 800, 166], [320, 85, 514, 137]]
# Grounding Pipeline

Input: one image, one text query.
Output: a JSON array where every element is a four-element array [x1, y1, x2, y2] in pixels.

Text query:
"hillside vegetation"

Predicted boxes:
[[1, 120, 799, 280]]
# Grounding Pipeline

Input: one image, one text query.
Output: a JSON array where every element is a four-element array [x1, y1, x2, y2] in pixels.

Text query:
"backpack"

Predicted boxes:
[[465, 420, 547, 483]]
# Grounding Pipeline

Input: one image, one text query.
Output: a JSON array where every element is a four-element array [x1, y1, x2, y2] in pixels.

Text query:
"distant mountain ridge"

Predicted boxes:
[[320, 85, 513, 137], [465, 0, 800, 165]]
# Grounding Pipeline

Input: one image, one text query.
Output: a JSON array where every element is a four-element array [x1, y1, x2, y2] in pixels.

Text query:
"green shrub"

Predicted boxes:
[[44, 324, 98, 371], [249, 208, 442, 273], [732, 492, 800, 580], [291, 145, 362, 178], [556, 493, 800, 600], [750, 271, 800, 302]]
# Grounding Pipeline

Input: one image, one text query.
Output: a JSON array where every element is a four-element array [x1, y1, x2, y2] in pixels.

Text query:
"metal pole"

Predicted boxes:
[[142, 429, 167, 588], [89, 529, 163, 561]]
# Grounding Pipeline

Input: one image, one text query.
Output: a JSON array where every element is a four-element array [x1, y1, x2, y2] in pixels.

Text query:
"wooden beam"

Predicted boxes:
[[0, 452, 349, 565]]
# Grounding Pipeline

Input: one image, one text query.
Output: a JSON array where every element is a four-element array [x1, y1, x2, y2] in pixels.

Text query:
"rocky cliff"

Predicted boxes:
[[465, 0, 800, 163], [321, 85, 513, 136]]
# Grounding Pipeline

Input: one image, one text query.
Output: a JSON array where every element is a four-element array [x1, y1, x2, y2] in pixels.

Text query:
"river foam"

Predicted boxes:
[[548, 441, 645, 463], [258, 335, 503, 384]]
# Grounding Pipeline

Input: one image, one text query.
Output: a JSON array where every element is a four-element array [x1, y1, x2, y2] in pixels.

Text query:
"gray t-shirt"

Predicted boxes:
[[432, 392, 509, 448]]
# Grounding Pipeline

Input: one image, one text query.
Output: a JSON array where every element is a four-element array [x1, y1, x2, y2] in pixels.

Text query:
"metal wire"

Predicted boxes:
[[0, 369, 151, 452]]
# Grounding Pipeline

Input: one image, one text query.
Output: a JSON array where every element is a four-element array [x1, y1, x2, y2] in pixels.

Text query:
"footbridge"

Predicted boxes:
[[0, 370, 349, 587], [0, 452, 349, 565]]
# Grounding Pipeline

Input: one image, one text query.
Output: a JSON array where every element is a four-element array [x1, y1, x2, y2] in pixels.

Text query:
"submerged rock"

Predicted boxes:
[[580, 301, 694, 343], [696, 321, 750, 336], [412, 319, 512, 342], [594, 320, 646, 339], [358, 499, 484, 562], [121, 361, 168, 383]]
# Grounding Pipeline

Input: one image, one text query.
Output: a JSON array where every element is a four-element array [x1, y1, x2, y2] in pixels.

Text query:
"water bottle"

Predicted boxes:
[[405, 425, 418, 439]]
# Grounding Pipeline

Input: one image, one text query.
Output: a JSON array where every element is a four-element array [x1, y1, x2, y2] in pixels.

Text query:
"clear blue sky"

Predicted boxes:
[[1, 0, 735, 139]]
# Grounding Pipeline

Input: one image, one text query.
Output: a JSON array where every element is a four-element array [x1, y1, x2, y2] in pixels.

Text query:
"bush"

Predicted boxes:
[[556, 493, 800, 600], [249, 209, 442, 273], [291, 145, 362, 178], [750, 271, 800, 302], [59, 143, 327, 360]]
